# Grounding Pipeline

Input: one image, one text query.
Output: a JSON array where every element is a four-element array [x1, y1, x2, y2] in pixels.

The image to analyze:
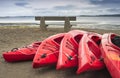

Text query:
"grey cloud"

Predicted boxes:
[[90, 0, 120, 4], [15, 2, 28, 7], [107, 8, 120, 13], [53, 5, 78, 10]]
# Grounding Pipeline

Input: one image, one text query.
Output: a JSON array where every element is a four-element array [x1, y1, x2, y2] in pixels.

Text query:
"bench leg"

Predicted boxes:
[[40, 17, 47, 31], [64, 17, 71, 32]]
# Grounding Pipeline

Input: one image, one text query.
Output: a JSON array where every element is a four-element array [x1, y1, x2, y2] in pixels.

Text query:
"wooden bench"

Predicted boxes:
[[35, 16, 76, 32]]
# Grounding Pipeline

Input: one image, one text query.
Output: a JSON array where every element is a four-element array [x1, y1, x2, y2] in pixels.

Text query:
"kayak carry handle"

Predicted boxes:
[[68, 55, 73, 60], [41, 53, 47, 58], [11, 48, 18, 52]]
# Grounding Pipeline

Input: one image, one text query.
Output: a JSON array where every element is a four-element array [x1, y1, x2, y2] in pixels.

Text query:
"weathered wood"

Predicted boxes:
[[35, 16, 76, 21], [40, 17, 47, 31], [64, 17, 71, 32], [35, 16, 76, 31]]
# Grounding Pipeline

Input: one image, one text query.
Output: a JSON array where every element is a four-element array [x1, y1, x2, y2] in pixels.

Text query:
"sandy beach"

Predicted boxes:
[[0, 26, 119, 78]]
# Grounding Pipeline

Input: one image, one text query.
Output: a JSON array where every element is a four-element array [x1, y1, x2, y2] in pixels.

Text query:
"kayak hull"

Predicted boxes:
[[33, 33, 65, 68], [57, 30, 87, 70], [77, 33, 104, 74], [3, 41, 41, 62], [100, 33, 120, 78]]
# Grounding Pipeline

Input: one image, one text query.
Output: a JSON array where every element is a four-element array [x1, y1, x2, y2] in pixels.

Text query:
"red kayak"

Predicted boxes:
[[56, 30, 87, 70], [3, 41, 41, 62], [100, 33, 120, 78], [77, 33, 104, 74], [33, 33, 65, 68]]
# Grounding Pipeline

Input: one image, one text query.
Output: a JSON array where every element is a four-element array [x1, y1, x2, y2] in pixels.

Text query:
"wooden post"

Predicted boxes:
[[40, 17, 47, 31], [64, 17, 71, 32]]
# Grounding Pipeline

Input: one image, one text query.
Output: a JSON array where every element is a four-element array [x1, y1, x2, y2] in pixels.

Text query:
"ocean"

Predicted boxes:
[[0, 16, 120, 30]]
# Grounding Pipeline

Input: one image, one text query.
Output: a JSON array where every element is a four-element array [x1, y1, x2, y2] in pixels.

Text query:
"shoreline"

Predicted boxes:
[[0, 25, 120, 31], [0, 25, 120, 33]]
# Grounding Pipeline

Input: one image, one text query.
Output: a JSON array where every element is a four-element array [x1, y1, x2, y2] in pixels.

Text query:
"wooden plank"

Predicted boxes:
[[35, 16, 76, 21]]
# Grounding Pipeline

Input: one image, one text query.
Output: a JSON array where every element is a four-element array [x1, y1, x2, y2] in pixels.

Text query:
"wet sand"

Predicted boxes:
[[0, 26, 119, 78]]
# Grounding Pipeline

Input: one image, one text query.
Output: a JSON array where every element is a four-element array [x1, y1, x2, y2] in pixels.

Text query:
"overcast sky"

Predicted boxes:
[[0, 0, 120, 16]]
